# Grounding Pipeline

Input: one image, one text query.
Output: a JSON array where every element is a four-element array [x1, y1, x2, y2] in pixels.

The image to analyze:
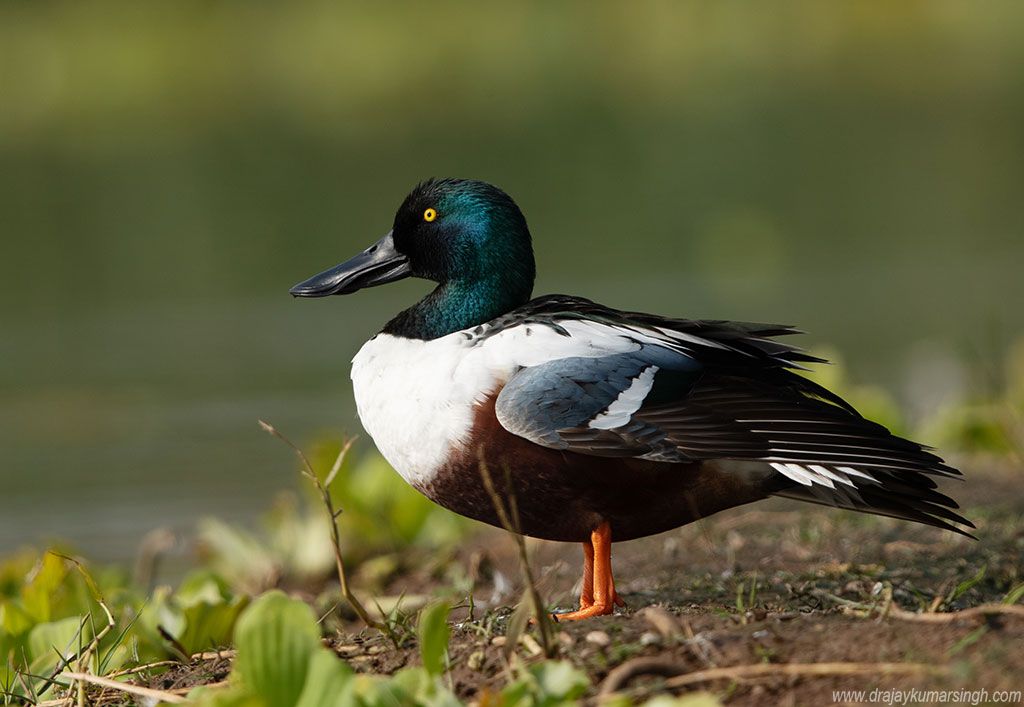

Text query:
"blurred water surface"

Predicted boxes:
[[2, 3, 1022, 559]]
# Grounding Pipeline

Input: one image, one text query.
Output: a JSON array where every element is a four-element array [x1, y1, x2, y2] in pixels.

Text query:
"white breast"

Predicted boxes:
[[350, 320, 649, 486], [351, 332, 496, 486]]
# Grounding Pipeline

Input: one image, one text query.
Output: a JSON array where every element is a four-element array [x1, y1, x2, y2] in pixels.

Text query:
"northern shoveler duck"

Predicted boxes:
[[291, 178, 972, 621]]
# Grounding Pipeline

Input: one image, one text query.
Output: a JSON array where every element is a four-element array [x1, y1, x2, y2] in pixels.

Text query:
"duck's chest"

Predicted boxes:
[[350, 332, 507, 487]]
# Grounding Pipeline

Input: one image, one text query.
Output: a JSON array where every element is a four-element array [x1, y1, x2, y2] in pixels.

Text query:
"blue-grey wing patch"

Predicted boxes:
[[494, 349, 703, 460], [494, 350, 972, 536]]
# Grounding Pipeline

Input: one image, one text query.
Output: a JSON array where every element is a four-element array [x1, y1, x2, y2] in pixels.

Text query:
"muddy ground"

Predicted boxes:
[[162, 459, 1024, 705]]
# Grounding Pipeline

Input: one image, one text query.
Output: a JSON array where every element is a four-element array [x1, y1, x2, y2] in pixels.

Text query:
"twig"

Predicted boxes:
[[191, 649, 237, 661], [258, 421, 382, 632], [102, 648, 236, 681], [477, 458, 556, 658], [813, 589, 1024, 622], [39, 649, 239, 705], [660, 661, 939, 689], [638, 607, 682, 640], [810, 589, 873, 611], [103, 660, 180, 679], [886, 603, 1024, 623], [55, 673, 186, 704], [598, 657, 689, 697]]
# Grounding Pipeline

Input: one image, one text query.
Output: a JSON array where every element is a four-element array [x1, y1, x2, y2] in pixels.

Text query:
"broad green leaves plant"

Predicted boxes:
[[0, 551, 249, 703], [417, 601, 451, 677], [233, 590, 321, 707], [203, 590, 376, 707], [294, 650, 356, 707], [175, 571, 251, 655], [500, 661, 589, 707], [198, 447, 471, 596], [199, 592, 469, 707]]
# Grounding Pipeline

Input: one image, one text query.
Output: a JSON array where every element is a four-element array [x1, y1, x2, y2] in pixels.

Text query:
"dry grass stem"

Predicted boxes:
[[886, 603, 1024, 622], [660, 661, 939, 690], [477, 458, 556, 658], [102, 650, 235, 681], [103, 660, 180, 679], [190, 649, 237, 662], [598, 657, 689, 697], [55, 672, 186, 704], [258, 420, 382, 631], [813, 589, 1024, 622], [48, 553, 115, 707]]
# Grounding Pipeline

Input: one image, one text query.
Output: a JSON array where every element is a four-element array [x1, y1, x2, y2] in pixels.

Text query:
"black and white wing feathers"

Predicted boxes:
[[489, 295, 973, 537]]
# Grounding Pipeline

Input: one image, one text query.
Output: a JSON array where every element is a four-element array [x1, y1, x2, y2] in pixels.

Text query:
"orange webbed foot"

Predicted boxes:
[[552, 602, 615, 621], [556, 521, 623, 621]]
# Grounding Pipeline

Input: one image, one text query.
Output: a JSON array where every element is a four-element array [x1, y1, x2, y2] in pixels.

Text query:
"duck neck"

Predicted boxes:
[[383, 275, 531, 340]]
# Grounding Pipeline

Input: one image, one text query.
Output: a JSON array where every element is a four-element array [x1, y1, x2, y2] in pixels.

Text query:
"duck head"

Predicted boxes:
[[290, 178, 536, 338]]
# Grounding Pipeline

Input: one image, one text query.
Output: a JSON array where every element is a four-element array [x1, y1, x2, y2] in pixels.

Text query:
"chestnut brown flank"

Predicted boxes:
[[415, 392, 776, 542]]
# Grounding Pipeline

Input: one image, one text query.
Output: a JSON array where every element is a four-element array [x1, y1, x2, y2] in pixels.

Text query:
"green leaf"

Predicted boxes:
[[499, 678, 531, 707], [353, 673, 415, 707], [27, 616, 86, 663], [947, 565, 986, 604], [22, 554, 68, 622], [1, 600, 35, 636], [947, 624, 989, 657], [295, 649, 355, 707], [1003, 582, 1024, 605], [197, 519, 279, 592], [177, 570, 233, 608], [387, 666, 462, 705], [188, 684, 266, 707], [531, 660, 588, 702], [387, 666, 429, 696], [177, 595, 250, 655], [234, 590, 321, 707], [502, 659, 591, 707], [417, 601, 450, 677]]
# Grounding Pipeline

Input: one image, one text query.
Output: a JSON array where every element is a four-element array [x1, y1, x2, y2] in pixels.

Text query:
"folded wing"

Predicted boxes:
[[490, 297, 973, 536]]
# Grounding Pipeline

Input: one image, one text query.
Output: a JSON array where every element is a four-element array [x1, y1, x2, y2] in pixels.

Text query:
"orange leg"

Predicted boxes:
[[579, 540, 595, 609], [555, 521, 625, 621]]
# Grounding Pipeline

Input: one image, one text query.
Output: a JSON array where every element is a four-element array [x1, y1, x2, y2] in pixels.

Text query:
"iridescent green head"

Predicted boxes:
[[290, 178, 536, 339]]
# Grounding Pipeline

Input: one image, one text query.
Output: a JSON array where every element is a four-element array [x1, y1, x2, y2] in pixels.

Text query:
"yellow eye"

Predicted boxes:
[[423, 207, 437, 222]]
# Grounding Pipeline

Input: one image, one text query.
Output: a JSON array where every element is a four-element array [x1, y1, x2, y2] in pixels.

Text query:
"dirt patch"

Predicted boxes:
[[334, 461, 1024, 703], [142, 461, 1023, 704]]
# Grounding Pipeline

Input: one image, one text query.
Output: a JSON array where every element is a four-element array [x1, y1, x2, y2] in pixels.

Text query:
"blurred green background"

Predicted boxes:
[[2, 2, 1022, 559]]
